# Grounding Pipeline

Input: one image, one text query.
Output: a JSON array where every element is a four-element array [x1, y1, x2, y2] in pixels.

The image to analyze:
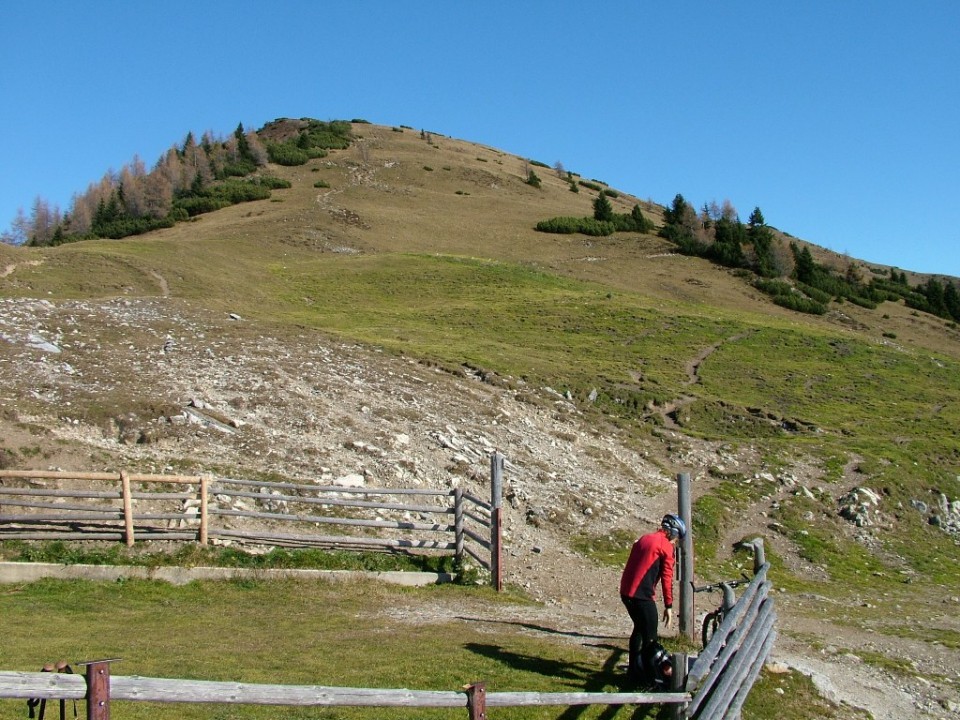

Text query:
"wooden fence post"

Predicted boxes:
[[199, 475, 209, 546], [82, 659, 119, 720], [466, 682, 486, 720], [120, 471, 134, 547], [454, 487, 464, 566], [670, 652, 687, 720], [751, 537, 765, 575], [490, 452, 504, 592], [677, 472, 694, 641]]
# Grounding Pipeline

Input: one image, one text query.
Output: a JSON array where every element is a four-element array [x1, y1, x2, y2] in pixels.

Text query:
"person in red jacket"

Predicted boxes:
[[619, 513, 686, 682]]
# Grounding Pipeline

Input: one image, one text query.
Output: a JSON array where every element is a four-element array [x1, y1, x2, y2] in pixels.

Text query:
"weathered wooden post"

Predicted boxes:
[[677, 472, 694, 642], [670, 651, 688, 720], [490, 452, 504, 592], [454, 487, 464, 566], [80, 659, 119, 720], [751, 537, 765, 574], [199, 474, 209, 546], [466, 682, 486, 720], [120, 471, 134, 547]]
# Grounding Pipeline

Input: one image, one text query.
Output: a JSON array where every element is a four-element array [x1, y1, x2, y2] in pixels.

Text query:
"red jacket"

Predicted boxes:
[[619, 528, 675, 607]]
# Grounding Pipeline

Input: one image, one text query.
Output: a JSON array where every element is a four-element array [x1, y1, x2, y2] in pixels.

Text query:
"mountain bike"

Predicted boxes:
[[692, 575, 750, 648]]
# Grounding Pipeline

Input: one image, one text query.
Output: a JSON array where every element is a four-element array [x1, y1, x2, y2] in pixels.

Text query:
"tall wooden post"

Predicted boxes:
[[677, 472, 694, 642], [490, 452, 504, 592], [454, 487, 464, 566], [199, 474, 209, 545], [120, 471, 134, 547]]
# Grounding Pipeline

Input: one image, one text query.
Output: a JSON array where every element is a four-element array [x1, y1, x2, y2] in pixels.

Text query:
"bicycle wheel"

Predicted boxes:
[[701, 610, 722, 648]]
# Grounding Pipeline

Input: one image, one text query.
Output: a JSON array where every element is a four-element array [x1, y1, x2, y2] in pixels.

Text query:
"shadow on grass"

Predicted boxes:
[[456, 616, 623, 643], [464, 642, 677, 720]]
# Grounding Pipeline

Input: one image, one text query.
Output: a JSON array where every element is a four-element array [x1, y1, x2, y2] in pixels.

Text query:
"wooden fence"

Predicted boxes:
[[0, 568, 775, 720], [0, 467, 777, 717], [0, 660, 691, 720], [0, 452, 505, 586], [684, 562, 776, 719]]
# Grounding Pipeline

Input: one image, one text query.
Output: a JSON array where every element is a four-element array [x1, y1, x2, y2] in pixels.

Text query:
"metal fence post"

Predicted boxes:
[[490, 452, 504, 592], [677, 472, 694, 641]]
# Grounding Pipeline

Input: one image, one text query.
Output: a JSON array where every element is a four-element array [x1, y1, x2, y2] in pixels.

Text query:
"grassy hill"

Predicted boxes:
[[5, 119, 960, 541], [2, 121, 959, 713]]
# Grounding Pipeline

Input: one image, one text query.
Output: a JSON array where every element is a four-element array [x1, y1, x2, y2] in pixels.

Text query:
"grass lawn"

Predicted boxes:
[[0, 576, 856, 720]]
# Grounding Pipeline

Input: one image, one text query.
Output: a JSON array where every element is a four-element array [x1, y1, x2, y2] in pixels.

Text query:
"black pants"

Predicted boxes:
[[621, 595, 658, 679]]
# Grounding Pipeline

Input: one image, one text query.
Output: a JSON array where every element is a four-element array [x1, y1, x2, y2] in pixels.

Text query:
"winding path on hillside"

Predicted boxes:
[[0, 260, 44, 278], [150, 271, 170, 297], [652, 331, 754, 429]]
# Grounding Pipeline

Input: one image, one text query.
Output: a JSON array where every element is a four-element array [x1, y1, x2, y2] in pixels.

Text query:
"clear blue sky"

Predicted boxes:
[[2, 1, 958, 276]]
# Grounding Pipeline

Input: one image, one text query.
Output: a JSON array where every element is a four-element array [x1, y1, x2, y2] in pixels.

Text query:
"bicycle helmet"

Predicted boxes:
[[641, 642, 675, 688], [661, 513, 687, 539]]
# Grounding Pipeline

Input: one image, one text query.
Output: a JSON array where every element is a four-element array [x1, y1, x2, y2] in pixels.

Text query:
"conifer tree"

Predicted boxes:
[[234, 123, 252, 162], [593, 191, 613, 222], [748, 206, 776, 277], [791, 243, 816, 284]]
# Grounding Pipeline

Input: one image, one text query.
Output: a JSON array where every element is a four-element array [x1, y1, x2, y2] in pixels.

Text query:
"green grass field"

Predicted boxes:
[[0, 576, 855, 720]]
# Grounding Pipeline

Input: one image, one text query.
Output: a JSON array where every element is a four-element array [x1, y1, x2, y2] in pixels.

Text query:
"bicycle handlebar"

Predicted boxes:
[[691, 575, 750, 593]]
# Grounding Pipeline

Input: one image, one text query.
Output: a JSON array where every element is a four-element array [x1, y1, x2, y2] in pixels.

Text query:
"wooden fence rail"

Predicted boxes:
[[684, 562, 776, 719], [0, 666, 691, 718], [0, 455, 503, 587]]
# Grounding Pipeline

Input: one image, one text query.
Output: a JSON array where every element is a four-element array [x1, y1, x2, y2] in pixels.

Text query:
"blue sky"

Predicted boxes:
[[2, 1, 958, 276]]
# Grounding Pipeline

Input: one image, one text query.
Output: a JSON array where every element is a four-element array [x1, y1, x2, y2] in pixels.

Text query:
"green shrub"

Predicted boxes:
[[796, 282, 833, 305], [535, 217, 614, 236], [313, 180, 330, 188], [526, 170, 542, 188], [755, 278, 828, 315], [845, 294, 878, 310], [535, 217, 582, 234], [222, 159, 258, 177], [267, 142, 310, 166], [579, 180, 603, 192], [755, 279, 795, 296], [92, 215, 176, 239], [213, 179, 273, 203], [772, 294, 827, 315], [253, 176, 292, 189], [173, 178, 273, 217], [172, 196, 232, 217]]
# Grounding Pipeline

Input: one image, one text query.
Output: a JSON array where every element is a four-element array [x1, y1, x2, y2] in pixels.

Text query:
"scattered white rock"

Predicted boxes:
[[334, 474, 365, 488]]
